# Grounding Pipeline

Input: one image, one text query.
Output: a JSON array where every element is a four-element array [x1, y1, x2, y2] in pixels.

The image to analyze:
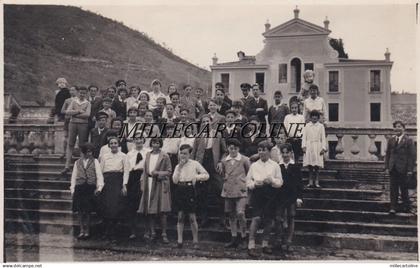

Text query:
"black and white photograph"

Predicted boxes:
[[2, 0, 419, 264]]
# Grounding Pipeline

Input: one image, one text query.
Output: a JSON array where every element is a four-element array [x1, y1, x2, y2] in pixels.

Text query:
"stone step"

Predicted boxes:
[[5, 232, 419, 261], [5, 219, 418, 253], [5, 196, 394, 217], [5, 179, 70, 190], [5, 163, 72, 172], [294, 220, 417, 237], [4, 170, 69, 180], [3, 178, 384, 193], [296, 208, 417, 225], [302, 188, 384, 200], [301, 179, 386, 190], [5, 197, 72, 211], [5, 207, 417, 237], [303, 198, 390, 212], [5, 183, 385, 202], [5, 188, 71, 200]]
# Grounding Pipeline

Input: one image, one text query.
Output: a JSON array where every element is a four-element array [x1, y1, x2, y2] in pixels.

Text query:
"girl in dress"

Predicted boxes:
[[302, 110, 327, 188], [303, 85, 327, 123], [138, 137, 172, 244], [99, 137, 130, 238], [70, 143, 104, 239], [125, 136, 148, 239]]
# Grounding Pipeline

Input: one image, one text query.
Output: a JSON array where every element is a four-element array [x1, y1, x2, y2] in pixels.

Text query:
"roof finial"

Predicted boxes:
[[212, 53, 218, 65], [384, 48, 391, 61], [264, 19, 271, 31], [294, 5, 300, 19], [324, 16, 330, 30]]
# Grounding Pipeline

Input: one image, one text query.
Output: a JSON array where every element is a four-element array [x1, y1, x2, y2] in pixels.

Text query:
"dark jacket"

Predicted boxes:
[[112, 98, 126, 119], [385, 134, 416, 174], [54, 88, 71, 121], [280, 162, 303, 203], [90, 127, 109, 158], [247, 97, 268, 124], [268, 104, 290, 124]]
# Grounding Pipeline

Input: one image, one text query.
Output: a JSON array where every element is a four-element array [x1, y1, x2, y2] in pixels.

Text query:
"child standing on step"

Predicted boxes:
[[302, 110, 327, 188], [99, 137, 130, 239], [138, 137, 172, 244], [274, 143, 303, 252], [172, 144, 209, 249], [125, 135, 148, 239], [218, 138, 250, 249], [70, 143, 104, 239]]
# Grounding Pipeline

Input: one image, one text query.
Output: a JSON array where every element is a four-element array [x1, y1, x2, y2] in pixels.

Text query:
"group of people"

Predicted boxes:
[[51, 71, 414, 258]]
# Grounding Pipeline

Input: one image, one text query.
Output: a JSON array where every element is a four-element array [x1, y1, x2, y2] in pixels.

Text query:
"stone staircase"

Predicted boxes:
[[4, 154, 418, 258]]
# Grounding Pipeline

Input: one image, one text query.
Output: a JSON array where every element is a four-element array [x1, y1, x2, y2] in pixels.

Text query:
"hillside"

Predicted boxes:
[[4, 5, 211, 105]]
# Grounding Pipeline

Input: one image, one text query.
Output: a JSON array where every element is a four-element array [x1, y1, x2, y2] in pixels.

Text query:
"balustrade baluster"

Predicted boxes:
[[350, 135, 360, 160], [8, 131, 18, 154], [46, 129, 55, 154], [367, 134, 378, 161], [19, 131, 31, 154], [32, 131, 43, 156], [335, 133, 345, 159]]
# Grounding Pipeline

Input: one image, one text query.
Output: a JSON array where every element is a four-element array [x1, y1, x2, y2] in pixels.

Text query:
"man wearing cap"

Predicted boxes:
[[53, 77, 71, 122], [90, 111, 109, 158], [149, 79, 170, 110], [240, 83, 253, 118]]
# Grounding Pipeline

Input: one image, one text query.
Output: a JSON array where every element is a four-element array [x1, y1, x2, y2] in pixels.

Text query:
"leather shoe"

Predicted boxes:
[[248, 248, 259, 258], [262, 246, 272, 254], [225, 237, 238, 248]]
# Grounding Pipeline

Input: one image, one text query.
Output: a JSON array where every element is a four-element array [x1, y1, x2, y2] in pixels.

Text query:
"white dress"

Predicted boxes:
[[302, 122, 327, 168], [147, 153, 159, 208]]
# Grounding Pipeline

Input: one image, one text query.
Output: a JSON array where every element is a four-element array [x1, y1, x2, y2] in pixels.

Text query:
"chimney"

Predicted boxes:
[[384, 48, 390, 61], [264, 19, 271, 32], [237, 51, 245, 61], [294, 6, 299, 19], [212, 53, 218, 65], [324, 16, 330, 30]]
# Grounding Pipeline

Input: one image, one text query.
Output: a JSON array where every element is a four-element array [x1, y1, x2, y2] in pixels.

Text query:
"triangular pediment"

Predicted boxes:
[[263, 18, 330, 37]]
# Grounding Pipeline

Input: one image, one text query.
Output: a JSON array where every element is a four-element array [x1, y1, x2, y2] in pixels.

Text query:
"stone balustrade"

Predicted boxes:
[[4, 124, 417, 161], [4, 124, 64, 155], [326, 127, 417, 161]]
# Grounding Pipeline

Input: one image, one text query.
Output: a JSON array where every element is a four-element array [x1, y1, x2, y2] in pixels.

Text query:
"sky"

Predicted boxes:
[[80, 2, 417, 93]]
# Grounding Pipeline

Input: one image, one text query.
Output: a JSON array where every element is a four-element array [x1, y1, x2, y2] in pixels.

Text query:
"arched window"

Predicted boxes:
[[290, 58, 302, 93]]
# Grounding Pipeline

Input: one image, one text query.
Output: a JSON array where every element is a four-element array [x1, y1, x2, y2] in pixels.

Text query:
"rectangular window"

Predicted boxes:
[[255, 72, 265, 92], [304, 63, 314, 71], [328, 71, 339, 92], [278, 64, 287, 83], [370, 103, 381, 122], [221, 73, 230, 93], [328, 103, 339, 122], [370, 70, 381, 92], [328, 141, 338, 160]]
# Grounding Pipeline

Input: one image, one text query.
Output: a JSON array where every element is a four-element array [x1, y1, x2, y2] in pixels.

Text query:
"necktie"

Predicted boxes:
[[136, 152, 143, 164]]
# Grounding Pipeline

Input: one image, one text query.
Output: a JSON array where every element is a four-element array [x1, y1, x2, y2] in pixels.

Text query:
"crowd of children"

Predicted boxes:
[[54, 75, 329, 257]]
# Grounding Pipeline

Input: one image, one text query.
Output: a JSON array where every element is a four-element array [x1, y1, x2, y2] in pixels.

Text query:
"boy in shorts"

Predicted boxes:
[[219, 138, 250, 249]]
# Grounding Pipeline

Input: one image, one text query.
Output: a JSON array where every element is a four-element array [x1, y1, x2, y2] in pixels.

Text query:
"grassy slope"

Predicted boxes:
[[4, 5, 211, 105]]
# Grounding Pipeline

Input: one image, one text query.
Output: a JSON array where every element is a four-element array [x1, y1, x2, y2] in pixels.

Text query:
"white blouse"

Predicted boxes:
[[303, 96, 327, 121], [99, 151, 130, 185], [127, 148, 148, 171]]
